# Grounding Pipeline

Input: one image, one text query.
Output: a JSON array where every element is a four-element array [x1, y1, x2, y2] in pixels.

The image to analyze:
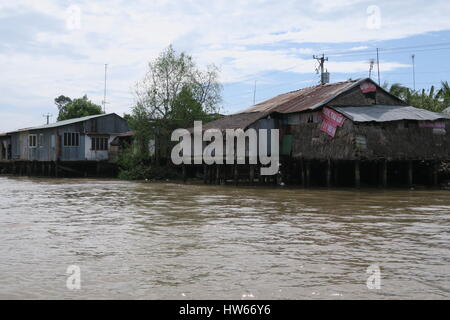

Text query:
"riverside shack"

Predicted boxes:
[[187, 78, 450, 187], [0, 113, 129, 176]]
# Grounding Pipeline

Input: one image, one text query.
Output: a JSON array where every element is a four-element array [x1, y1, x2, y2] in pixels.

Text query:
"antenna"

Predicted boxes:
[[313, 54, 329, 84], [411, 54, 416, 91], [43, 113, 52, 125], [253, 80, 257, 105], [102, 64, 108, 113], [369, 59, 375, 79], [376, 48, 381, 85]]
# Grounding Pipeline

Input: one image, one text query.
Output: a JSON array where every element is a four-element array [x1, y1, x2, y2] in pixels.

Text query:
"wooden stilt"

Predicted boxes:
[[326, 159, 331, 188], [432, 161, 439, 187], [182, 164, 187, 183], [380, 159, 387, 188], [355, 160, 361, 188], [233, 164, 238, 186], [215, 165, 220, 185], [249, 164, 255, 185], [334, 160, 339, 187], [407, 160, 413, 187], [203, 164, 208, 184], [305, 160, 310, 187]]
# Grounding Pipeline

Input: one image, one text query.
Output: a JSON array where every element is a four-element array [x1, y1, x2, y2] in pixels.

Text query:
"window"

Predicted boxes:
[[91, 137, 108, 151], [29, 134, 37, 148], [63, 132, 80, 147], [38, 134, 44, 147]]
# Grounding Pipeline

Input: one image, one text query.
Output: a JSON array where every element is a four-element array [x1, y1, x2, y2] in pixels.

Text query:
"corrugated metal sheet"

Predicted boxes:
[[10, 113, 116, 133], [239, 79, 366, 114], [332, 105, 450, 122], [443, 107, 450, 115], [200, 79, 375, 131], [195, 112, 269, 132]]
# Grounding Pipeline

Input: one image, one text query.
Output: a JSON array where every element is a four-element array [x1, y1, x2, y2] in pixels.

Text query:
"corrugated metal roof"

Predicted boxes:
[[332, 105, 450, 122], [10, 113, 116, 133], [239, 78, 373, 114], [443, 107, 450, 115], [192, 112, 269, 132]]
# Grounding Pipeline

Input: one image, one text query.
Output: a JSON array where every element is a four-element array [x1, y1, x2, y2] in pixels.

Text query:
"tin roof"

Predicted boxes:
[[239, 78, 382, 114], [190, 111, 270, 132], [9, 113, 117, 133], [200, 78, 384, 130], [332, 105, 450, 122]]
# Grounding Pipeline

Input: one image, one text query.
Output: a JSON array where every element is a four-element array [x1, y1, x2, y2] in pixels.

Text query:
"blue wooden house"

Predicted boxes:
[[7, 113, 129, 162]]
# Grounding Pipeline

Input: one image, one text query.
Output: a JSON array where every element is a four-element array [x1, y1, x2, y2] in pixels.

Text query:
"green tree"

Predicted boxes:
[[385, 82, 449, 113], [118, 46, 222, 180], [131, 45, 222, 157], [56, 95, 103, 121]]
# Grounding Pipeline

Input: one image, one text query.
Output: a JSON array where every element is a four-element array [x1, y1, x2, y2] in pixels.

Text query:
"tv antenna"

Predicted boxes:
[[313, 54, 329, 84], [369, 59, 375, 79], [43, 113, 53, 124], [102, 64, 108, 113]]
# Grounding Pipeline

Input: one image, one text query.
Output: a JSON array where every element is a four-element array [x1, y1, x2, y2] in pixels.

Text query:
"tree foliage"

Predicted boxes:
[[130, 45, 222, 157], [55, 95, 103, 121], [118, 46, 223, 180], [383, 81, 450, 113]]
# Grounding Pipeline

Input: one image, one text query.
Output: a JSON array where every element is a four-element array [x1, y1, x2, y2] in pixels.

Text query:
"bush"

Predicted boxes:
[[117, 148, 180, 181]]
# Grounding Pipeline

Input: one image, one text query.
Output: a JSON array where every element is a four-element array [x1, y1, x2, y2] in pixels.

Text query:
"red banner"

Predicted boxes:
[[360, 82, 377, 93], [320, 119, 337, 137], [322, 107, 346, 127]]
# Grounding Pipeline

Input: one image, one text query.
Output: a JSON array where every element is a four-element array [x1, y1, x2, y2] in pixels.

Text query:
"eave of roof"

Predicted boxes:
[[7, 113, 118, 134], [332, 105, 450, 122]]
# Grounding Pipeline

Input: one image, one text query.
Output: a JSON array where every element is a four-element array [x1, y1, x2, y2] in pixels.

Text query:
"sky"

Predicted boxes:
[[1, 0, 450, 132]]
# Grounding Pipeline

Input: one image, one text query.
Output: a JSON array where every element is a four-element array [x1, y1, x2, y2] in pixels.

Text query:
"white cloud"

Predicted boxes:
[[0, 0, 449, 131]]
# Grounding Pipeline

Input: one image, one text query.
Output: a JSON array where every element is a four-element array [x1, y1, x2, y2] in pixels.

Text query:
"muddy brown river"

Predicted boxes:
[[0, 176, 448, 299]]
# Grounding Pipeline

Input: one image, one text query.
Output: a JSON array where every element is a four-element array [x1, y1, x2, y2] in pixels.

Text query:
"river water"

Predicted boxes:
[[0, 176, 448, 299]]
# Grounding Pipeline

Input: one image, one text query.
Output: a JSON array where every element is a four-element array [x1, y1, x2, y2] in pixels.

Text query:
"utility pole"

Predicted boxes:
[[253, 80, 257, 105], [411, 54, 416, 91], [369, 59, 375, 79], [313, 54, 329, 84], [376, 48, 381, 85], [43, 113, 52, 125], [102, 64, 108, 113]]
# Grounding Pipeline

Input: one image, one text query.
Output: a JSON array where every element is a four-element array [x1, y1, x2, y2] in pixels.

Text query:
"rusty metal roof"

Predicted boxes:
[[193, 111, 269, 132], [240, 79, 367, 114]]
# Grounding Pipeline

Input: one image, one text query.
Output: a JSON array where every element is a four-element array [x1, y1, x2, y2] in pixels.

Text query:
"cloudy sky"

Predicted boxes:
[[1, 0, 450, 132]]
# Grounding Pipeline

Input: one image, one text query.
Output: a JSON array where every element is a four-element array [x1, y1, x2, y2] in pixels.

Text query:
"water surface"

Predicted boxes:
[[0, 176, 449, 299]]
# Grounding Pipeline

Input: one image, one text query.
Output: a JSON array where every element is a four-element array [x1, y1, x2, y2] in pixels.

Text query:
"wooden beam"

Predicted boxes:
[[355, 160, 361, 188], [326, 159, 331, 188], [407, 160, 413, 187]]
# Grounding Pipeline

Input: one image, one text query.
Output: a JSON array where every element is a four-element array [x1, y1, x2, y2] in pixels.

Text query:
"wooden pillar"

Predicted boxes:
[[182, 164, 187, 183], [55, 161, 59, 178], [249, 164, 255, 185], [305, 160, 310, 187], [299, 159, 305, 187], [407, 160, 413, 187], [215, 165, 220, 185], [203, 164, 208, 184], [233, 164, 238, 186], [326, 159, 332, 188], [355, 160, 361, 188], [95, 162, 100, 177], [380, 159, 387, 188], [431, 161, 439, 187], [334, 160, 339, 187]]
